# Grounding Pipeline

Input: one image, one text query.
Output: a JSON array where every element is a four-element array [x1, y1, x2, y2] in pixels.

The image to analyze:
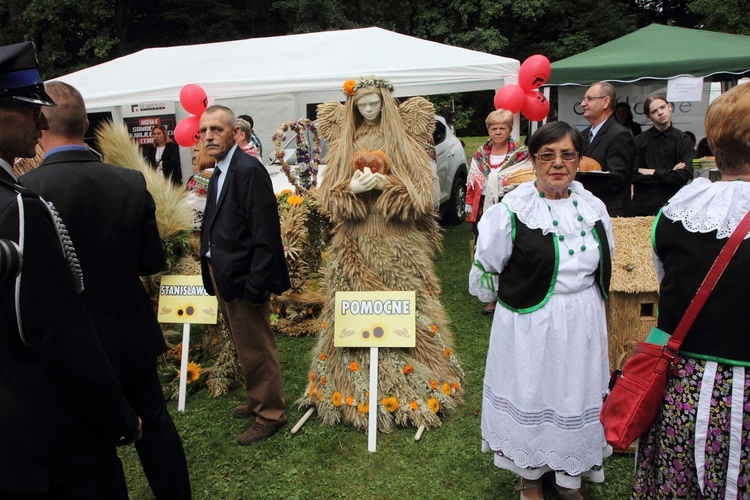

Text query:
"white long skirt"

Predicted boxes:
[[481, 284, 612, 489]]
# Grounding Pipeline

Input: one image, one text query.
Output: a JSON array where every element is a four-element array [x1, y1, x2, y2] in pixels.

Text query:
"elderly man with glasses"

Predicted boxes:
[[579, 81, 636, 217]]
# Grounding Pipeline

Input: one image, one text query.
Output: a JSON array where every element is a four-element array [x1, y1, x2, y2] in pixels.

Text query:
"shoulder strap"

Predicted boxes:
[[667, 210, 750, 352]]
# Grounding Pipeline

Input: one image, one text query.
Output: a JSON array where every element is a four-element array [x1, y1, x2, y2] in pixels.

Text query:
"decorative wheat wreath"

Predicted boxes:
[[271, 118, 322, 195]]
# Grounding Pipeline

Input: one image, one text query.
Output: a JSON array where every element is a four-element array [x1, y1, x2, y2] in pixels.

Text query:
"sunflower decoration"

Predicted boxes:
[[382, 396, 399, 413], [178, 361, 203, 384], [270, 181, 331, 337]]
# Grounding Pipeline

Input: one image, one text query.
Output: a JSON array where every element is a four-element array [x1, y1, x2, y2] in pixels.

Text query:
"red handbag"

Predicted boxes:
[[600, 210, 750, 451]]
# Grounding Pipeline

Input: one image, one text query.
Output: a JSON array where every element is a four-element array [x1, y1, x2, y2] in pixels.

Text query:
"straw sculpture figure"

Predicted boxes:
[[297, 77, 464, 432]]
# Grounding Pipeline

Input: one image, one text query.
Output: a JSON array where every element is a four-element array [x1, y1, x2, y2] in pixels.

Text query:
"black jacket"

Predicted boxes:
[[0, 171, 138, 493], [200, 147, 290, 303], [21, 149, 167, 380], [144, 141, 182, 185], [579, 115, 636, 217]]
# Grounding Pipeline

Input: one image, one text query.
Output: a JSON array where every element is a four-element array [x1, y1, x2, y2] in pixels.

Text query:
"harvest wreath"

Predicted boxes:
[[271, 118, 321, 194]]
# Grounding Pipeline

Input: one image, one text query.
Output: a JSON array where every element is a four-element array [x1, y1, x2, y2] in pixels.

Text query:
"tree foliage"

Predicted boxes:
[[0, 0, 745, 132], [1, 0, 652, 78], [689, 0, 750, 35]]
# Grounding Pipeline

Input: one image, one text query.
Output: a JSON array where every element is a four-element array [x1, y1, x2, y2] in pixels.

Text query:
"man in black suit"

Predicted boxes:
[[21, 81, 191, 499], [0, 41, 141, 499], [579, 81, 636, 217], [199, 105, 290, 445]]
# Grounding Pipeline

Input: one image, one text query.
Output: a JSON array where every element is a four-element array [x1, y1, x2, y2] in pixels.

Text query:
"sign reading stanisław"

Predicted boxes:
[[334, 291, 416, 348], [157, 275, 218, 324]]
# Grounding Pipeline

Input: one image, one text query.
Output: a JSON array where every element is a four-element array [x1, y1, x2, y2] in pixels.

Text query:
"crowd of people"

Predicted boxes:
[[2, 37, 750, 499]]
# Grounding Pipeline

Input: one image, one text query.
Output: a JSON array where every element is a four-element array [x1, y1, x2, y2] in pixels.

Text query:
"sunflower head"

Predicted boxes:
[[382, 396, 399, 413], [428, 398, 440, 413], [332, 392, 343, 407]]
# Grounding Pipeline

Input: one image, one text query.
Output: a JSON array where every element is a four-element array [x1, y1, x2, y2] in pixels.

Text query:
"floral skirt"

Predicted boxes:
[[632, 355, 750, 499]]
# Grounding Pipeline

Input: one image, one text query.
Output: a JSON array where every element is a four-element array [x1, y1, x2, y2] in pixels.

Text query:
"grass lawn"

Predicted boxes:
[[120, 166, 635, 499]]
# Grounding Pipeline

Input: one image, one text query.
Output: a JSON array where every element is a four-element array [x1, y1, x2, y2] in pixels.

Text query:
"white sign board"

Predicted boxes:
[[667, 77, 704, 102]]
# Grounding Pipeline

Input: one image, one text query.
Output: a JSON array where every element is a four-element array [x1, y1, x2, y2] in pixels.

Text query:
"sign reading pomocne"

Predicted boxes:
[[334, 291, 416, 348]]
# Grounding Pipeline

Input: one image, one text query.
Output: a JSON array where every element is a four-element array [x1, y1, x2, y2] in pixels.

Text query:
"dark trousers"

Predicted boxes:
[[0, 454, 127, 499], [122, 366, 191, 500], [208, 264, 286, 426]]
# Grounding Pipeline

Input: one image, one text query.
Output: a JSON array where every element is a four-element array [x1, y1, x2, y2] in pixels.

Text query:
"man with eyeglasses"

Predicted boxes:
[[0, 42, 141, 498], [579, 81, 636, 217]]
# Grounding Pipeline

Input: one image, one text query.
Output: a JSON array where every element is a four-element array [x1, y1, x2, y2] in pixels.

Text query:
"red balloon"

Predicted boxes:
[[179, 84, 208, 116], [518, 54, 552, 91], [521, 90, 550, 122], [493, 84, 526, 114], [174, 115, 201, 147]]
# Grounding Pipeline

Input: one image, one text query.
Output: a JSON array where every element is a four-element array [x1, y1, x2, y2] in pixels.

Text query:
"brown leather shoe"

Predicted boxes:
[[516, 478, 544, 500], [233, 404, 256, 419], [237, 417, 288, 445]]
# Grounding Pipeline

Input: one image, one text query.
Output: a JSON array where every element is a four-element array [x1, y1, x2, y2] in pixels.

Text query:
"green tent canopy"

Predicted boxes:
[[548, 24, 750, 86]]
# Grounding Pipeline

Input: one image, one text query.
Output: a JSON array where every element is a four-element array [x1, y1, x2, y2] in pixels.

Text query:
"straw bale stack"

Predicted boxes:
[[606, 216, 659, 372]]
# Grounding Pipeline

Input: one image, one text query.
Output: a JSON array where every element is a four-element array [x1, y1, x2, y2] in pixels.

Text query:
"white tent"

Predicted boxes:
[[57, 27, 518, 178]]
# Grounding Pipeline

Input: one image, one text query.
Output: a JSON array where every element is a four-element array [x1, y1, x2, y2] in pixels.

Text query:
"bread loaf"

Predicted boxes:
[[579, 156, 602, 172]]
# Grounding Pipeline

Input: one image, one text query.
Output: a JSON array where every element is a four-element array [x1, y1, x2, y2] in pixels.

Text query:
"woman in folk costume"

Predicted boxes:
[[466, 109, 530, 231], [631, 83, 750, 499], [471, 122, 614, 499], [298, 77, 464, 431]]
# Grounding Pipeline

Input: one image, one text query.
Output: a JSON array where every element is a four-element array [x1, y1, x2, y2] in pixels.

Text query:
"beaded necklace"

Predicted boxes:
[[538, 189, 589, 255]]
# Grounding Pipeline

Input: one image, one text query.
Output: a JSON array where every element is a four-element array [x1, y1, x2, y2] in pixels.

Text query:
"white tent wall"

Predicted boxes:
[[55, 27, 520, 183]]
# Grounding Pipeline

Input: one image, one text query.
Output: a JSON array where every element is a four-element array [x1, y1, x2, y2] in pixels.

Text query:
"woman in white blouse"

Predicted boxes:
[[470, 121, 614, 500]]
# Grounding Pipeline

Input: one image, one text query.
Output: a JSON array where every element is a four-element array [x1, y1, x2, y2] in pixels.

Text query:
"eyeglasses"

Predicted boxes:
[[534, 151, 579, 163], [580, 96, 607, 104]]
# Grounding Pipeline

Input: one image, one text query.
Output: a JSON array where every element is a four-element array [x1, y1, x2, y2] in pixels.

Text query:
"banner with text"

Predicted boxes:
[[122, 101, 177, 145]]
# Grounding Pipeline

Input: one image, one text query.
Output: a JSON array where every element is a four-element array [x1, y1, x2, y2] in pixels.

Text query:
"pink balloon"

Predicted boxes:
[[179, 84, 208, 116], [174, 115, 201, 147], [518, 54, 552, 91], [493, 84, 526, 114], [521, 90, 550, 122]]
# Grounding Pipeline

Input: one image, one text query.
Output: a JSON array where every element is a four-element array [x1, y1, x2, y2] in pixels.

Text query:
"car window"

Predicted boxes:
[[433, 119, 446, 146]]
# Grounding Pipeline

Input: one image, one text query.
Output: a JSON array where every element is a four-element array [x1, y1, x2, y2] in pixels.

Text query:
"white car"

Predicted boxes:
[[268, 116, 467, 225], [433, 115, 467, 224]]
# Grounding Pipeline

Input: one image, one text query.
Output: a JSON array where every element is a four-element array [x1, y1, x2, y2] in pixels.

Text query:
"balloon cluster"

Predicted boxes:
[[493, 55, 551, 122], [174, 84, 208, 147]]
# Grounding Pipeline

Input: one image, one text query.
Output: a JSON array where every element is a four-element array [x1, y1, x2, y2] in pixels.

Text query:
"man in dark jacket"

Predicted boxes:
[[200, 105, 290, 445], [579, 81, 636, 217], [21, 81, 191, 499], [0, 41, 141, 499]]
